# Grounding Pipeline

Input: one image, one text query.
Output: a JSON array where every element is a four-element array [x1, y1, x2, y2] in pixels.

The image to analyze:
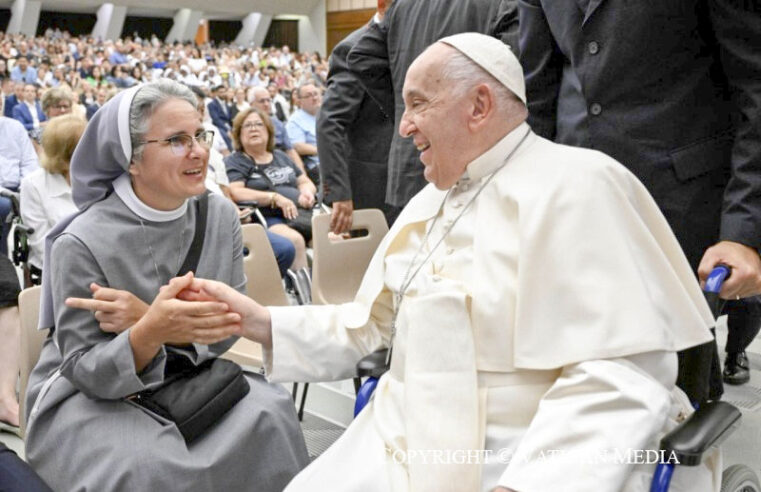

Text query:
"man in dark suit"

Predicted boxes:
[[12, 83, 46, 131], [348, 0, 518, 220], [519, 0, 761, 401], [317, 1, 395, 234], [207, 85, 233, 151], [86, 87, 108, 121], [3, 81, 24, 118]]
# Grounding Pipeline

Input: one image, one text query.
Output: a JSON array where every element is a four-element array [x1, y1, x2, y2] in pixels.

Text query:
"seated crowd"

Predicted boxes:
[[0, 28, 329, 284]]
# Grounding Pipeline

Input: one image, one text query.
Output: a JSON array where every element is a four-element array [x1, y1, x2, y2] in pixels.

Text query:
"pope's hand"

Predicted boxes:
[[178, 276, 273, 349], [698, 240, 761, 299]]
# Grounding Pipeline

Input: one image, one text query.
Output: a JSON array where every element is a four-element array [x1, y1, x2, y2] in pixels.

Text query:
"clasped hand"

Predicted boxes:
[[65, 272, 242, 347]]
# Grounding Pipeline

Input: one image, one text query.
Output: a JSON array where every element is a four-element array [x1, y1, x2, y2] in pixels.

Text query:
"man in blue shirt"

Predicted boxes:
[[0, 116, 39, 254], [9, 56, 37, 84], [286, 82, 322, 186]]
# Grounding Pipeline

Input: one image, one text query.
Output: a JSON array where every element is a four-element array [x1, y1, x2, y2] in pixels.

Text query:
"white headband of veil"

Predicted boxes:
[[38, 84, 142, 330]]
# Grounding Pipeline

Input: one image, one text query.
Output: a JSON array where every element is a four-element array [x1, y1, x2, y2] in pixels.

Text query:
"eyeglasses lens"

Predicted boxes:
[[169, 132, 212, 155]]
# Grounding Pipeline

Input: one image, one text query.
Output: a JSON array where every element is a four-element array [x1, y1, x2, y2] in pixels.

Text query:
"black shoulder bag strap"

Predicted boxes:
[[177, 191, 209, 276]]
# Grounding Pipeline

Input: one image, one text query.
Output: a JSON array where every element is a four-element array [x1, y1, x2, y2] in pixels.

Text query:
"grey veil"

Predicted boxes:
[[38, 85, 142, 329]]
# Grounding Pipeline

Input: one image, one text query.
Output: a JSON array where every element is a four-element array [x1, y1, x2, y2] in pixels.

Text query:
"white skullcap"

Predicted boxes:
[[439, 32, 526, 104]]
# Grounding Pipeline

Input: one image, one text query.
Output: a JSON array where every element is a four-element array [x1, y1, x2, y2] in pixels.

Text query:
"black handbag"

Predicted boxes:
[[131, 355, 249, 443], [130, 193, 250, 443], [286, 207, 313, 243]]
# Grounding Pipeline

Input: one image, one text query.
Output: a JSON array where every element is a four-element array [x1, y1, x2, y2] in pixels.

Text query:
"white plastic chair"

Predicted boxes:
[[18, 285, 46, 437]]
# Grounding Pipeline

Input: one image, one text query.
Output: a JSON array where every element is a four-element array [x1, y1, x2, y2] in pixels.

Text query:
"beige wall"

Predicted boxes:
[[326, 0, 376, 12]]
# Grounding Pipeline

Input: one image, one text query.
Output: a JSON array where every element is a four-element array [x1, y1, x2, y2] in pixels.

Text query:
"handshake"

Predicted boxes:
[[65, 272, 273, 351]]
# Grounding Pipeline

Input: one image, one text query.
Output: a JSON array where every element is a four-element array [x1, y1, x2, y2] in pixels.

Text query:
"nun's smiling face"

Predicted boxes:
[[129, 98, 208, 210]]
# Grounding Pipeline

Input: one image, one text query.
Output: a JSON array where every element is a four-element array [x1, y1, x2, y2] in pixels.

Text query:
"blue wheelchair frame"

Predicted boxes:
[[353, 266, 747, 491]]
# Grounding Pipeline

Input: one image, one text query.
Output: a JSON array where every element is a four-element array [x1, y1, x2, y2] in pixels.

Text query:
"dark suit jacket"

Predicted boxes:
[[85, 103, 100, 121], [347, 0, 518, 208], [207, 98, 233, 150], [12, 102, 46, 131], [520, 0, 761, 268], [519, 0, 761, 402], [3, 94, 19, 118], [208, 98, 231, 130], [317, 23, 394, 212]]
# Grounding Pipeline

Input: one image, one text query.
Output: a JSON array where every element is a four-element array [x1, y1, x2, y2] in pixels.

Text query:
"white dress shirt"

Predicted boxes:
[[0, 116, 39, 189], [20, 169, 78, 269]]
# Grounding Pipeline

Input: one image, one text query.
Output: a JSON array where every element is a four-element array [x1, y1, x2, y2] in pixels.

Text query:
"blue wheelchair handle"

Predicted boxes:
[[704, 265, 730, 294]]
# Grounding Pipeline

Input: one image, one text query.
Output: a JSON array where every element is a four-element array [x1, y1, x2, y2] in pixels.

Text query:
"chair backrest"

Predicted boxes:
[[241, 223, 289, 307], [222, 224, 288, 369], [311, 209, 389, 305], [18, 285, 46, 437]]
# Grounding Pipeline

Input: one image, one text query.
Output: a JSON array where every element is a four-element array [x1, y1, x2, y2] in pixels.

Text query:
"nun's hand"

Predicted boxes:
[[65, 283, 148, 334], [128, 273, 242, 371]]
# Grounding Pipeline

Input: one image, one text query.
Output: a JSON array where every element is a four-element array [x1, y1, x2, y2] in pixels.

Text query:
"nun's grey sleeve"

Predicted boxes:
[[52, 233, 167, 400], [204, 200, 246, 357]]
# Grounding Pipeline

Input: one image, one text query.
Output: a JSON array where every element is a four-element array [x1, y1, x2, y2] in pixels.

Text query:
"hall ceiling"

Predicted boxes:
[[0, 0, 321, 19]]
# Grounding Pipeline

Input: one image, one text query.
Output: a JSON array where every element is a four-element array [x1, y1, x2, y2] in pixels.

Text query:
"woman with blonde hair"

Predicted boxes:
[[20, 113, 84, 276]]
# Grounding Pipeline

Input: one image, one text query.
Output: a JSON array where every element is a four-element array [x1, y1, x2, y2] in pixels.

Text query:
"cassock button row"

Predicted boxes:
[[588, 41, 600, 55], [589, 103, 602, 116]]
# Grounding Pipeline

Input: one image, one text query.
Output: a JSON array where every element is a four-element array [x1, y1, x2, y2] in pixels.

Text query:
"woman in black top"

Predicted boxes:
[[225, 107, 316, 270]]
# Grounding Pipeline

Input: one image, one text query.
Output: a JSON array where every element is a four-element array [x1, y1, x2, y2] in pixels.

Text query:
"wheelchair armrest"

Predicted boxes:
[[356, 349, 390, 378], [14, 224, 34, 235], [659, 400, 741, 466], [237, 200, 260, 208]]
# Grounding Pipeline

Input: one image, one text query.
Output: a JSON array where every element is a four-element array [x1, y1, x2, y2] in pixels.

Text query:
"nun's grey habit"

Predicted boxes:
[[24, 85, 309, 491]]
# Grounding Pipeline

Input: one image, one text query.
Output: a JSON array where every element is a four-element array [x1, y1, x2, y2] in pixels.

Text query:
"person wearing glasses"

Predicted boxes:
[[24, 79, 308, 491], [40, 86, 74, 119], [286, 82, 322, 186], [251, 86, 307, 175], [225, 107, 315, 272]]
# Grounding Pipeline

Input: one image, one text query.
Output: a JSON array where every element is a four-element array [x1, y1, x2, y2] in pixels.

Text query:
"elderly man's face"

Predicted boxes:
[[297, 84, 321, 115], [252, 88, 272, 114], [399, 44, 472, 190]]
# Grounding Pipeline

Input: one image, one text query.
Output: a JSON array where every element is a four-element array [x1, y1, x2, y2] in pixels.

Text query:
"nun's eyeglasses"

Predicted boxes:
[[140, 130, 215, 156]]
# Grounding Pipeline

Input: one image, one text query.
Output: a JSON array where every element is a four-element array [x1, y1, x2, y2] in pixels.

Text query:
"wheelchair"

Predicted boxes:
[[0, 189, 38, 288], [353, 266, 761, 492]]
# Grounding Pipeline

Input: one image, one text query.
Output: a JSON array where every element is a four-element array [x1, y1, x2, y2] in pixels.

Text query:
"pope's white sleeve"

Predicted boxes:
[[263, 288, 393, 383], [498, 351, 677, 492]]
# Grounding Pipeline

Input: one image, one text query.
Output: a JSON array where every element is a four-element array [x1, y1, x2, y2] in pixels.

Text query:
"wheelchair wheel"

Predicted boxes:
[[721, 464, 761, 492]]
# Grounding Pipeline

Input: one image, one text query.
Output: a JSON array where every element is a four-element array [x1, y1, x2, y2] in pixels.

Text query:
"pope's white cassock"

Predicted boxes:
[[265, 123, 721, 491]]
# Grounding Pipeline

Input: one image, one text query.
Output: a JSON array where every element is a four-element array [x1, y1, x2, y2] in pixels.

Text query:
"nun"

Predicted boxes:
[[24, 79, 309, 491]]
